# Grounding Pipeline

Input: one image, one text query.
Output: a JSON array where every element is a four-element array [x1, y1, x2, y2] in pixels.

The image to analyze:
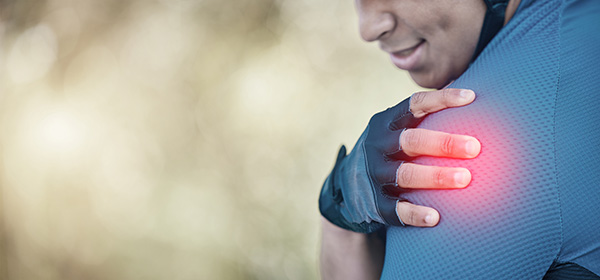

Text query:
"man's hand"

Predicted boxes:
[[319, 88, 481, 232], [395, 88, 480, 227]]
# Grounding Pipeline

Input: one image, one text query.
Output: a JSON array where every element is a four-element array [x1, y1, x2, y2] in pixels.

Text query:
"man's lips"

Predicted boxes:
[[393, 40, 424, 56], [389, 40, 426, 71]]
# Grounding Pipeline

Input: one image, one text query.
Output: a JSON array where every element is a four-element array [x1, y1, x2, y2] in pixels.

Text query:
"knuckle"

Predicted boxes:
[[402, 129, 422, 152], [398, 165, 415, 187], [410, 91, 427, 107], [433, 168, 445, 187], [440, 88, 453, 106], [440, 134, 455, 156], [410, 92, 427, 117], [408, 208, 419, 225]]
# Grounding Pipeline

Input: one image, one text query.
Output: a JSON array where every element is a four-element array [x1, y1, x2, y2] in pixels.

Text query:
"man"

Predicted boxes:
[[320, 0, 600, 279]]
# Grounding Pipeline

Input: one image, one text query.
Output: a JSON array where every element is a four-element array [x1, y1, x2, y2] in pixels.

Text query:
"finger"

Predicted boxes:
[[397, 163, 471, 189], [410, 88, 475, 118], [400, 128, 481, 158], [396, 201, 440, 227]]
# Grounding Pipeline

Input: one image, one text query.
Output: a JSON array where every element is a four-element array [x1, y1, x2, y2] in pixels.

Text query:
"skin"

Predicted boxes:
[[356, 0, 486, 89], [321, 217, 385, 280], [321, 0, 521, 279]]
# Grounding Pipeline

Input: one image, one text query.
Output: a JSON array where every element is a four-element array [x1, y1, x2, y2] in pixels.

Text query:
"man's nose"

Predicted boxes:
[[358, 9, 395, 42]]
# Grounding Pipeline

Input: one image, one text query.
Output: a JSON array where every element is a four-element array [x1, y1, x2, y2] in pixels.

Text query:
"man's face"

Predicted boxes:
[[356, 0, 486, 89]]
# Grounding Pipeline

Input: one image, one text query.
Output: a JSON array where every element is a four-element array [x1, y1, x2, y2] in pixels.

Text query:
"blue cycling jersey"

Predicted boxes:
[[382, 0, 600, 278]]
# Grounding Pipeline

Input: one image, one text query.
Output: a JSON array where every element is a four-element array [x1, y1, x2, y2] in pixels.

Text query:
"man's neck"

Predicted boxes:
[[504, 0, 522, 25]]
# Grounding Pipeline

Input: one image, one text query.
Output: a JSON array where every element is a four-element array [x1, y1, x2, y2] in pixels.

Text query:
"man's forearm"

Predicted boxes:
[[320, 217, 385, 280]]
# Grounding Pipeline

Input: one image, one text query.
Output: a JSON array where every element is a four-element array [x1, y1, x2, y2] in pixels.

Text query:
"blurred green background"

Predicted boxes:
[[0, 0, 422, 279]]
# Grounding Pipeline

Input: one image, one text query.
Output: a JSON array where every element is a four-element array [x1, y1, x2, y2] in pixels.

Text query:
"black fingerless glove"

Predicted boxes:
[[319, 97, 423, 233]]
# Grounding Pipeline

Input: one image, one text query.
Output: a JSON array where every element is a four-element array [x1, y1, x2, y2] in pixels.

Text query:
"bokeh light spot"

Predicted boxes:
[[40, 112, 83, 150], [7, 24, 57, 83]]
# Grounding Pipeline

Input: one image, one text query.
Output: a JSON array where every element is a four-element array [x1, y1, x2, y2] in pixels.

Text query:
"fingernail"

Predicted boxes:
[[465, 139, 480, 158], [425, 214, 433, 224], [459, 89, 474, 100], [454, 170, 470, 187]]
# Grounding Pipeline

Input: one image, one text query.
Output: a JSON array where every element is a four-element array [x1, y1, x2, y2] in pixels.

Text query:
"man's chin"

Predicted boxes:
[[409, 71, 450, 90]]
